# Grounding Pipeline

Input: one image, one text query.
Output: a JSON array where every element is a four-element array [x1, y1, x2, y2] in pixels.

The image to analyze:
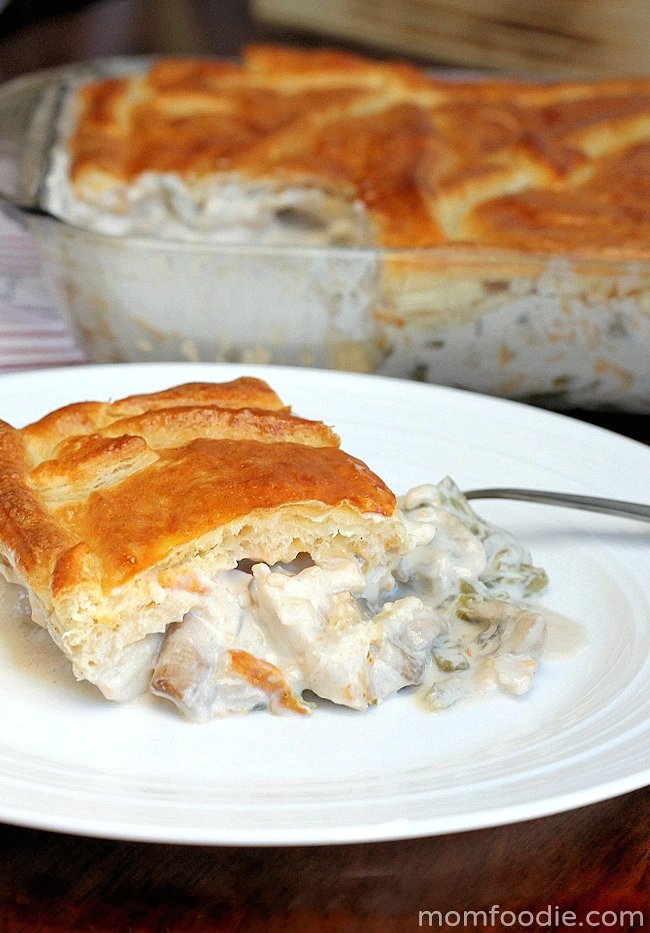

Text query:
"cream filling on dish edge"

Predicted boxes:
[[44, 140, 373, 246]]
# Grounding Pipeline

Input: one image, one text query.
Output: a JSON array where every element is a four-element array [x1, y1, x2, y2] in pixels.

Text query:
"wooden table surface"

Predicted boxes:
[[0, 3, 648, 930]]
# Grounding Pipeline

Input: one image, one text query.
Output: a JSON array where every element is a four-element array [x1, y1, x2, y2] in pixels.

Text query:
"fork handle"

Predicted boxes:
[[463, 488, 650, 523]]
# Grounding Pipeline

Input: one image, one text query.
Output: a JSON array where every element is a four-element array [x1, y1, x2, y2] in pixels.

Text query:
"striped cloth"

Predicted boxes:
[[0, 211, 87, 371]]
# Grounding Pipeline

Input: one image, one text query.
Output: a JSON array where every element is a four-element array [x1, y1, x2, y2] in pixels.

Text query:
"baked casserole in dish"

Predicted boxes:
[[1, 45, 649, 409]]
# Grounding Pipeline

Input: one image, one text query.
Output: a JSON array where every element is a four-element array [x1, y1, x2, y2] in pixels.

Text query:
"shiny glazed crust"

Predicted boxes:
[[66, 45, 650, 257], [0, 377, 406, 683]]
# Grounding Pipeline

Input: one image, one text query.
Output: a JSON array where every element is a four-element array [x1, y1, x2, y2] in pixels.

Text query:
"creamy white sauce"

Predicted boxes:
[[536, 607, 589, 661], [0, 576, 74, 685], [150, 557, 444, 720]]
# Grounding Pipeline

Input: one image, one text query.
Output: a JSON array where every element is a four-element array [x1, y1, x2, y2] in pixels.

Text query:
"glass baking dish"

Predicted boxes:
[[1, 60, 649, 412]]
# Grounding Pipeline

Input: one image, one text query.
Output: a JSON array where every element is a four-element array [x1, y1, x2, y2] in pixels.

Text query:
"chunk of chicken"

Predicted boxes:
[[151, 558, 443, 720]]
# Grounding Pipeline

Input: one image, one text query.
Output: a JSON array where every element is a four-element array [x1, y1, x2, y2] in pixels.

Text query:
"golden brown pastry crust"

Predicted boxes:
[[66, 45, 650, 257], [0, 377, 405, 683]]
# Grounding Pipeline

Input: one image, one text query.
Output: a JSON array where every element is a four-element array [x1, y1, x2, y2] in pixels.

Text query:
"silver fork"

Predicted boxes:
[[463, 488, 650, 523]]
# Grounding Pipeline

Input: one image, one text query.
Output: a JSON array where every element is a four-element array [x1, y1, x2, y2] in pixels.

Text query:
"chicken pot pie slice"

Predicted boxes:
[[0, 376, 444, 719]]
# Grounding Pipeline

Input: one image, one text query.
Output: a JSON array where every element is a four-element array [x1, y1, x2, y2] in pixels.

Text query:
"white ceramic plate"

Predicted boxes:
[[0, 362, 648, 845]]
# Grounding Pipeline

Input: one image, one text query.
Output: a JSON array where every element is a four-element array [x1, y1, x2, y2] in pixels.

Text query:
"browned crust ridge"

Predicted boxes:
[[0, 376, 397, 614]]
